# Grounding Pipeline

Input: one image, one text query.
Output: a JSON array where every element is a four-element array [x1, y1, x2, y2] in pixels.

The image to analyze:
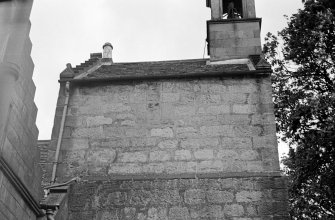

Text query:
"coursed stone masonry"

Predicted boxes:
[[46, 54, 287, 219], [50, 77, 279, 180]]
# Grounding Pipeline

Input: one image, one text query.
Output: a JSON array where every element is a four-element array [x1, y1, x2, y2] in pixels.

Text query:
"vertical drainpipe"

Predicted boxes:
[[51, 81, 70, 183]]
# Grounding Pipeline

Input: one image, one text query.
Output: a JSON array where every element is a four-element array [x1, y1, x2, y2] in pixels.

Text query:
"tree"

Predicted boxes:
[[263, 0, 335, 219]]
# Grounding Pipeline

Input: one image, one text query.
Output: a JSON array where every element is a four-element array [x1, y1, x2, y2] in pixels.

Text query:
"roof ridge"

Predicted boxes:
[[112, 58, 209, 65]]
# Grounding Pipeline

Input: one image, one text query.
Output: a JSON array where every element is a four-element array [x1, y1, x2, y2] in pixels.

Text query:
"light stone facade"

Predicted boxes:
[[49, 77, 279, 180]]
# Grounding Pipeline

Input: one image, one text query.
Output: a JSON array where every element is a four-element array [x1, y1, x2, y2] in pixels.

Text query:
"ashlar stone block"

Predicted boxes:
[[236, 191, 262, 202], [206, 190, 234, 203], [86, 116, 113, 127], [174, 150, 192, 161], [149, 151, 171, 162], [223, 204, 245, 217], [118, 152, 147, 163], [200, 125, 234, 137], [184, 189, 206, 205], [194, 149, 214, 160], [181, 138, 219, 149], [151, 128, 174, 138], [158, 140, 178, 149], [169, 207, 190, 220]]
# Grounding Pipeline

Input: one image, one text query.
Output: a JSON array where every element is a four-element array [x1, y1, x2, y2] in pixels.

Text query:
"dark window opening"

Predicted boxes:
[[222, 0, 243, 19]]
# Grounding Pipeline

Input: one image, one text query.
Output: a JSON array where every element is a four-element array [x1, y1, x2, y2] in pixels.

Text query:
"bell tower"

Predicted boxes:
[[206, 0, 262, 61]]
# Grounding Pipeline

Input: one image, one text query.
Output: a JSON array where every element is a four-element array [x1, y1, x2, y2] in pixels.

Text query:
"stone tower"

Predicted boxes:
[[0, 0, 43, 219], [41, 1, 289, 219]]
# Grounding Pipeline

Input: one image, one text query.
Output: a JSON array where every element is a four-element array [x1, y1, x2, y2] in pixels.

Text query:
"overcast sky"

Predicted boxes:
[[30, 0, 303, 156]]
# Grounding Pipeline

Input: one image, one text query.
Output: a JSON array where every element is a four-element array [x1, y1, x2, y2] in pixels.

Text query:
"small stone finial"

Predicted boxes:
[[102, 42, 113, 59], [59, 63, 74, 79]]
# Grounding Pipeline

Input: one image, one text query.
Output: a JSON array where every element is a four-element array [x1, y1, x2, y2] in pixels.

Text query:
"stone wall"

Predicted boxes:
[[0, 1, 42, 218], [0, 170, 36, 220], [0, 35, 41, 220], [49, 76, 279, 182], [68, 177, 288, 220], [1, 36, 41, 202]]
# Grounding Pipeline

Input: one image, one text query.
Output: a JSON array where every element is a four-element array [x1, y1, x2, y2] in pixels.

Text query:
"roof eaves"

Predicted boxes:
[[59, 69, 272, 83]]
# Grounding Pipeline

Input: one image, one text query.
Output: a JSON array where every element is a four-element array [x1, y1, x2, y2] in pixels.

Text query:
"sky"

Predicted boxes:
[[30, 0, 303, 157]]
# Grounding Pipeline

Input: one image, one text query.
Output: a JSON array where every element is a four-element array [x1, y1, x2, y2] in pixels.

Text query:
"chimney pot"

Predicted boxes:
[[102, 42, 113, 59]]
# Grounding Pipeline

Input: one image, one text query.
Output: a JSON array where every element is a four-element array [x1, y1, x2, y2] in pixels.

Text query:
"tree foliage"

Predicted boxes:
[[263, 0, 335, 219]]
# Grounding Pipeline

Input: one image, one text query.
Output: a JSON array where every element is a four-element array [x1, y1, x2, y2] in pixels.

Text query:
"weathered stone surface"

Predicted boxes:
[[194, 149, 214, 160], [207, 190, 234, 203], [72, 127, 104, 138], [48, 67, 287, 218], [198, 105, 230, 115], [200, 125, 234, 137], [125, 128, 147, 137], [240, 150, 259, 161], [236, 191, 263, 202], [151, 128, 174, 138], [169, 207, 190, 220], [221, 138, 253, 149], [181, 138, 219, 149], [175, 127, 198, 138], [232, 104, 257, 114], [174, 106, 196, 116], [53, 77, 281, 180], [149, 151, 171, 162], [217, 150, 239, 160], [174, 150, 192, 161], [86, 116, 113, 127], [118, 152, 148, 163], [61, 138, 89, 150], [251, 113, 276, 125], [190, 205, 225, 219], [108, 163, 143, 174], [223, 204, 245, 217], [253, 135, 277, 149], [184, 189, 206, 205], [158, 140, 178, 149], [197, 94, 221, 104], [161, 93, 180, 102], [68, 177, 288, 219], [121, 120, 136, 127], [218, 114, 251, 125]]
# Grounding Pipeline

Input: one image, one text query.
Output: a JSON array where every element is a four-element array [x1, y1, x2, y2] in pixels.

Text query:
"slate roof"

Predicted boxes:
[[62, 54, 271, 82], [85, 59, 250, 79]]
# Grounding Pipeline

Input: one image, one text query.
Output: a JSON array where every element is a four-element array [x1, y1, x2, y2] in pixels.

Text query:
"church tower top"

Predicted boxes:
[[206, 0, 261, 62]]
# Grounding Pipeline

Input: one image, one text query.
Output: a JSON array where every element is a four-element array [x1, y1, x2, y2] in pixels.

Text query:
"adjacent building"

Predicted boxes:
[[0, 0, 43, 219]]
